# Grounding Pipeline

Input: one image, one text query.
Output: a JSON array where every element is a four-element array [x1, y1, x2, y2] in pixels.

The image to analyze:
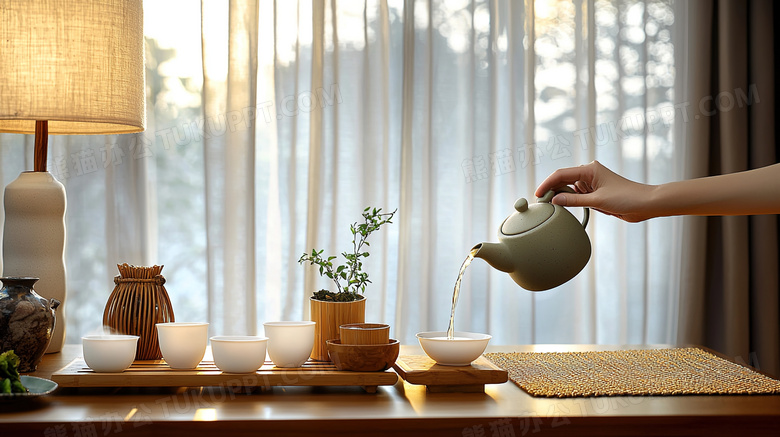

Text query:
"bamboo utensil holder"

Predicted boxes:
[[102, 264, 174, 360]]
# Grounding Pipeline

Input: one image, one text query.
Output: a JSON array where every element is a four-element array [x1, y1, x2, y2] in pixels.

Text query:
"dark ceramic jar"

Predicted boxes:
[[0, 277, 59, 372]]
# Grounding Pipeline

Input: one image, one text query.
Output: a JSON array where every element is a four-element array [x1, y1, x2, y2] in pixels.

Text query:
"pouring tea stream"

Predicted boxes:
[[446, 189, 592, 337]]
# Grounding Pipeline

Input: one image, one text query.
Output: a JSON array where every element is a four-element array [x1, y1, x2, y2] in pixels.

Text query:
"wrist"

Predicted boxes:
[[642, 183, 670, 219], [650, 178, 711, 217]]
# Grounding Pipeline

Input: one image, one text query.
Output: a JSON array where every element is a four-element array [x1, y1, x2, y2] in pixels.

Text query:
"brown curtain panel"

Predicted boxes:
[[678, 0, 779, 377]]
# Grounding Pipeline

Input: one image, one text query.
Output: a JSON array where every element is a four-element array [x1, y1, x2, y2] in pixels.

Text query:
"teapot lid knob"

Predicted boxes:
[[514, 198, 528, 212], [501, 197, 554, 235]]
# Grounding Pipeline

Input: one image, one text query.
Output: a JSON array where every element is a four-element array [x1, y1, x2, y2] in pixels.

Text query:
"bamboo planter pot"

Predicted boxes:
[[310, 297, 365, 361]]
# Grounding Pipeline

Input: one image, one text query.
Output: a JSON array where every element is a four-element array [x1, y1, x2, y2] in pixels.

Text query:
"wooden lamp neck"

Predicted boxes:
[[34, 120, 48, 172]]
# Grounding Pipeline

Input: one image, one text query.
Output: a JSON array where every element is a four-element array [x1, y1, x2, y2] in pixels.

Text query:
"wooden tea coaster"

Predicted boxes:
[[393, 355, 508, 393]]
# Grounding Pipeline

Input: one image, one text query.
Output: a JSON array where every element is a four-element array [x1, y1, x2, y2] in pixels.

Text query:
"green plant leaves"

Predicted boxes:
[[298, 207, 397, 299]]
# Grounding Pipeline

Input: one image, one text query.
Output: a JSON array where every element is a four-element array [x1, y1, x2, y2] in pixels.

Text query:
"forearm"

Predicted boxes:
[[650, 163, 780, 218]]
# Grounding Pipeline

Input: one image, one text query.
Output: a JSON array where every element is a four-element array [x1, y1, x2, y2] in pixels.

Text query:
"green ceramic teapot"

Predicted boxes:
[[472, 188, 591, 291]]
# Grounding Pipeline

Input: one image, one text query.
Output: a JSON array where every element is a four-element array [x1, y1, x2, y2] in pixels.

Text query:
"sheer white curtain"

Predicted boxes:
[[200, 0, 685, 344], [0, 0, 685, 346]]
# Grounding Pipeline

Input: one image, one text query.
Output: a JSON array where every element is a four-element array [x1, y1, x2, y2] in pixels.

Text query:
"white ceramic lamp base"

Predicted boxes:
[[2, 171, 67, 353]]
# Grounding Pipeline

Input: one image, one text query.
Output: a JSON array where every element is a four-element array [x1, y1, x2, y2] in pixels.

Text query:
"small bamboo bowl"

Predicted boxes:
[[339, 323, 390, 345], [327, 339, 400, 371]]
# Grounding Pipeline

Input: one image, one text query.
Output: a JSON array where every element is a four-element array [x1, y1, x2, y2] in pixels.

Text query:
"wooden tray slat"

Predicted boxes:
[[51, 358, 398, 391]]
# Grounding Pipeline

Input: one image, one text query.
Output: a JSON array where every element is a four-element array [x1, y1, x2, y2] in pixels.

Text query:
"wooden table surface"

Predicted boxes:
[[2, 344, 779, 436]]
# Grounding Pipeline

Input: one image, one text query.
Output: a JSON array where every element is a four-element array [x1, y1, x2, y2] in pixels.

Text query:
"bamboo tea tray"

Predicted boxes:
[[51, 356, 398, 393], [393, 355, 508, 393]]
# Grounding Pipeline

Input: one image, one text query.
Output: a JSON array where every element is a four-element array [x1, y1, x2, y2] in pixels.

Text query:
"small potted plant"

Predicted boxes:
[[299, 207, 396, 360]]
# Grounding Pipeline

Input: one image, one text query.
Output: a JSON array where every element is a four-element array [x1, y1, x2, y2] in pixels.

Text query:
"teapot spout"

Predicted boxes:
[[471, 242, 515, 273]]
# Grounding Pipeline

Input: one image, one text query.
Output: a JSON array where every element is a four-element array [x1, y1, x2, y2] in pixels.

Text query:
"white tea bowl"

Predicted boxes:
[[82, 335, 139, 373], [416, 331, 491, 366], [210, 336, 268, 373], [263, 321, 315, 368], [156, 322, 209, 369]]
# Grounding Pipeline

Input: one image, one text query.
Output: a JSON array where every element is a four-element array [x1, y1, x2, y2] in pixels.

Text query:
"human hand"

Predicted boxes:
[[534, 161, 658, 222]]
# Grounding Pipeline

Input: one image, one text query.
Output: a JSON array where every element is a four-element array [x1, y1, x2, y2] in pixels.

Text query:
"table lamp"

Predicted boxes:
[[0, 0, 146, 352]]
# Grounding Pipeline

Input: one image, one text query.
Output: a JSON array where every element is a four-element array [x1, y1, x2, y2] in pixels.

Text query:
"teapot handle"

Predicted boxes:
[[538, 188, 590, 228]]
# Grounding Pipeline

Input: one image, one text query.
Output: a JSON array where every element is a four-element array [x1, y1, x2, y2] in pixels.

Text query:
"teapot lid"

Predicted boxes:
[[500, 198, 554, 235]]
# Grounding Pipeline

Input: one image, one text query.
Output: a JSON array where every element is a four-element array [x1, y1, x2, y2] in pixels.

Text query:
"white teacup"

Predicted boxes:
[[82, 335, 139, 373], [416, 331, 491, 366], [262, 321, 315, 368], [156, 322, 209, 369], [210, 336, 268, 373]]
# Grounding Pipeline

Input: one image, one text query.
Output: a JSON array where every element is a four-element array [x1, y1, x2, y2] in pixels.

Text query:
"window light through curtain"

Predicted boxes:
[[0, 0, 685, 346]]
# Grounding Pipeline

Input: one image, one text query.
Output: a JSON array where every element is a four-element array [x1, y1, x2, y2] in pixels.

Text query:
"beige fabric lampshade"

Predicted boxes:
[[0, 0, 145, 135]]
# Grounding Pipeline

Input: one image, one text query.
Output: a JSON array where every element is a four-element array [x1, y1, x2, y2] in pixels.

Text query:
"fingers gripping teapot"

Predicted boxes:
[[472, 188, 591, 291]]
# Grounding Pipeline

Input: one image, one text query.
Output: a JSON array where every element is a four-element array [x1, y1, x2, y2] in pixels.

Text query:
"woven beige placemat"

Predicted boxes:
[[484, 347, 780, 398]]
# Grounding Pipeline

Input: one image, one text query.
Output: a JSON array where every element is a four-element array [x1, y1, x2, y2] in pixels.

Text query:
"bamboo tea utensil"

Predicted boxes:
[[102, 264, 174, 360], [310, 297, 365, 361], [339, 323, 390, 345]]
